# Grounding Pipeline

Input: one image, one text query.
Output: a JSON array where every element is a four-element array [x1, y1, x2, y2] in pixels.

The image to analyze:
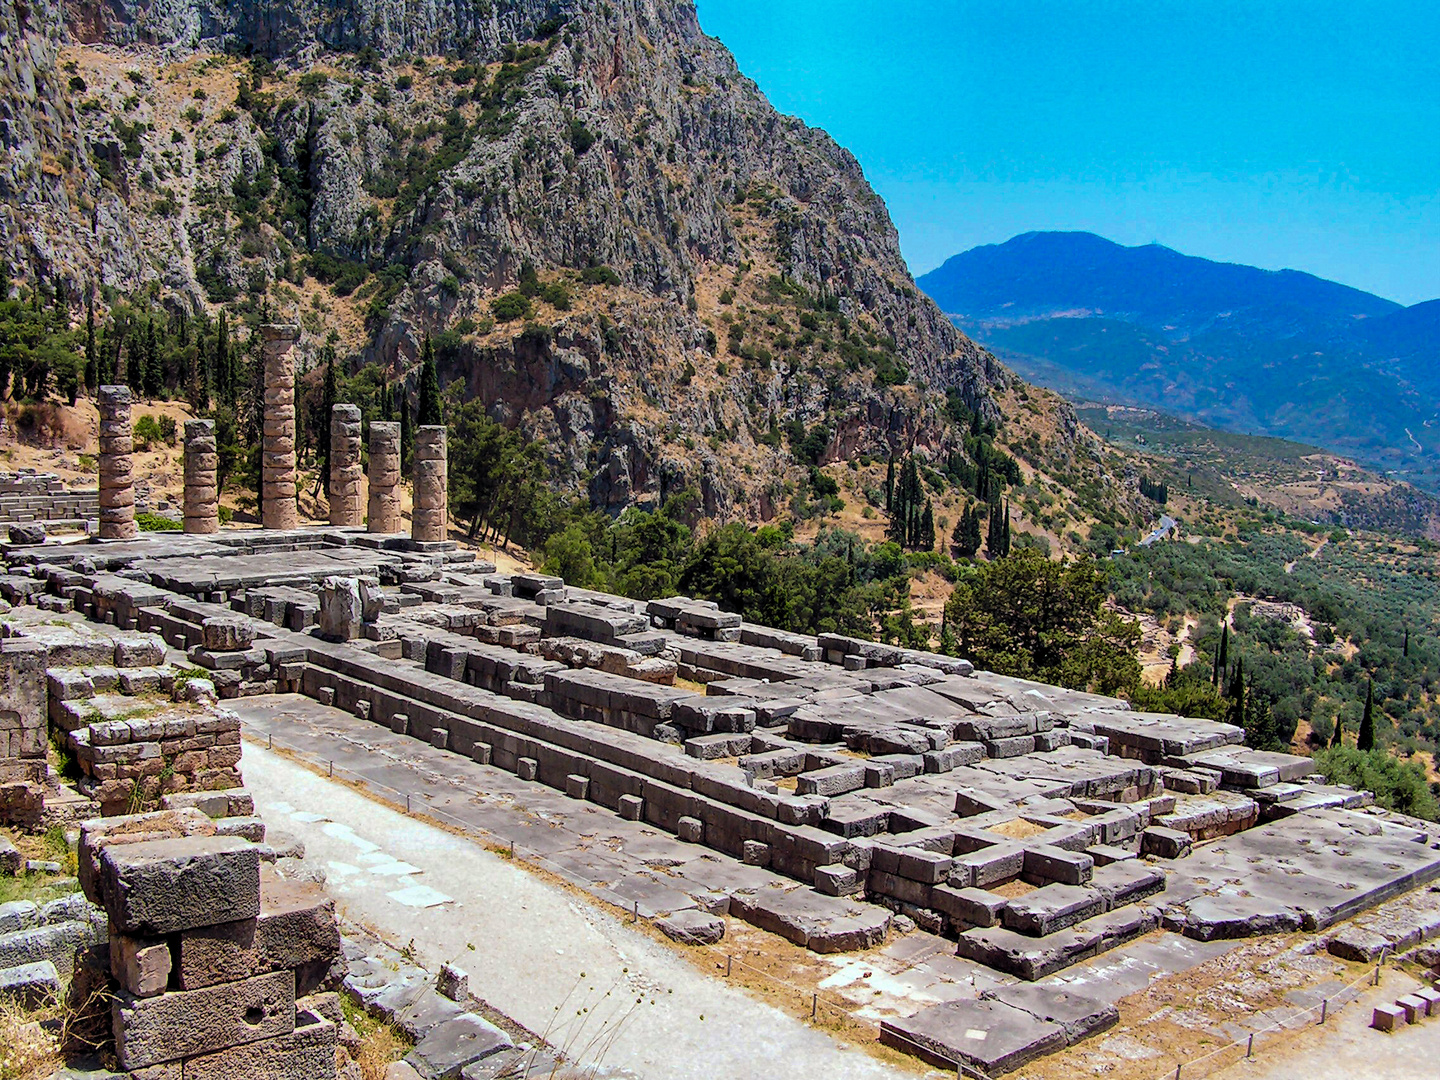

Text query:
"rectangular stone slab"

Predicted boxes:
[[100, 835, 260, 935], [880, 997, 1066, 1076], [176, 873, 339, 989], [113, 969, 296, 1069], [181, 1010, 336, 1080]]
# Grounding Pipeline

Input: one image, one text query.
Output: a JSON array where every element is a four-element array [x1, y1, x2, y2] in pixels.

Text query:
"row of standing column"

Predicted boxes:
[[96, 326, 447, 542]]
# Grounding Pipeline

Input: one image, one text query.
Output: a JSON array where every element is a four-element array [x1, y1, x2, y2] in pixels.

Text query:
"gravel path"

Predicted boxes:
[[243, 741, 932, 1080]]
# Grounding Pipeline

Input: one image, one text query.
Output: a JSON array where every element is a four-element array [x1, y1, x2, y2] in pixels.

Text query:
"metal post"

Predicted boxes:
[[1321, 998, 1327, 1024], [1175, 1065, 1182, 1080], [1246, 1034, 1254, 1058], [812, 993, 818, 1019], [405, 794, 411, 814], [726, 955, 732, 978], [1374, 962, 1381, 986], [632, 900, 638, 923], [328, 760, 333, 777], [268, 733, 273, 749], [510, 840, 515, 859]]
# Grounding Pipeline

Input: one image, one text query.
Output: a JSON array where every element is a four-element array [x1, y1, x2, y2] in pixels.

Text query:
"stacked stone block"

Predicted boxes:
[[0, 470, 100, 528], [259, 325, 300, 531], [185, 613, 306, 699], [366, 421, 403, 534], [79, 813, 340, 1077], [411, 425, 448, 543], [0, 639, 48, 827], [68, 712, 243, 816], [328, 404, 364, 528], [98, 386, 138, 540], [183, 419, 219, 535]]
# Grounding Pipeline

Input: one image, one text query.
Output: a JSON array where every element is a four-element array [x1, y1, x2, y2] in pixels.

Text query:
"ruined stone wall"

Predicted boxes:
[[0, 471, 99, 526]]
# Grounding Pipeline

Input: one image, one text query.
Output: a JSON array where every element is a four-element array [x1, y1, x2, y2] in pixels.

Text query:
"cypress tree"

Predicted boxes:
[[84, 293, 97, 395], [1404, 627, 1410, 658], [1214, 625, 1229, 687], [1227, 657, 1246, 729], [144, 319, 163, 398], [319, 349, 338, 492], [193, 336, 210, 412], [399, 385, 413, 470], [884, 457, 895, 512], [919, 500, 935, 551], [1356, 680, 1376, 752], [1000, 500, 1011, 557], [216, 310, 231, 405], [417, 334, 442, 427], [1330, 715, 1344, 749]]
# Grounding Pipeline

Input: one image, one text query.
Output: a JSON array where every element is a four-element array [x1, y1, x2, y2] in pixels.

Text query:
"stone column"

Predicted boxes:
[[328, 404, 363, 528], [97, 385, 137, 540], [260, 324, 300, 530], [183, 419, 219, 534], [367, 421, 403, 534], [412, 425, 448, 544]]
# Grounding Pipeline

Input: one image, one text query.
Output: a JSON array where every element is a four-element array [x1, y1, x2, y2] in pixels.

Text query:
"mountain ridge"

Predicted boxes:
[[917, 231, 1440, 494]]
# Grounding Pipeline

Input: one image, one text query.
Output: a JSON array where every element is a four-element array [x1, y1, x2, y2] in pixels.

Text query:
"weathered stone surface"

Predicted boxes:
[[100, 835, 260, 935], [176, 873, 339, 989], [0, 920, 96, 975], [260, 326, 300, 530], [881, 997, 1066, 1075], [0, 959, 61, 1007], [110, 930, 171, 997], [184, 419, 220, 534], [987, 983, 1119, 1045], [437, 963, 468, 1002], [656, 908, 725, 945], [405, 1013, 513, 1079], [113, 969, 296, 1069], [329, 404, 364, 528], [181, 1010, 337, 1080], [203, 616, 254, 652], [368, 423, 403, 534], [412, 427, 448, 543], [98, 386, 137, 540]]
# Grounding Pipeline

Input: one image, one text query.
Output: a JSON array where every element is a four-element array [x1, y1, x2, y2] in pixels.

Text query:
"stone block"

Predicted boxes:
[[176, 874, 339, 990], [100, 835, 260, 935], [110, 930, 171, 997], [0, 920, 96, 975], [0, 959, 61, 1008], [656, 909, 726, 946], [1397, 994, 1427, 1023], [1003, 884, 1105, 936], [406, 1013, 513, 1079], [516, 758, 538, 781], [677, 816, 704, 843], [931, 885, 1007, 928], [1141, 826, 1192, 859], [181, 1008, 336, 1080], [78, 808, 219, 903], [202, 617, 254, 652], [1022, 845, 1094, 886], [438, 963, 469, 1003], [564, 774, 589, 800], [814, 865, 861, 896], [113, 969, 296, 1069], [742, 840, 771, 867], [1372, 1002, 1406, 1031], [618, 795, 644, 821]]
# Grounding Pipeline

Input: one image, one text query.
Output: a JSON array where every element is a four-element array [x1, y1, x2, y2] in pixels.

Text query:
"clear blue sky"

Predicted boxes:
[[693, 1, 1440, 305]]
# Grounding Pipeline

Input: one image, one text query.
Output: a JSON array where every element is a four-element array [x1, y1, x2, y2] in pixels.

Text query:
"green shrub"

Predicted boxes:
[[1313, 745, 1437, 820], [490, 292, 531, 322], [541, 281, 571, 310], [581, 265, 621, 286], [133, 414, 177, 448], [136, 511, 181, 532]]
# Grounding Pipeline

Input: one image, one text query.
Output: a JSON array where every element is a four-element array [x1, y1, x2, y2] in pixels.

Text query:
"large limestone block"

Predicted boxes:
[[113, 969, 295, 1069], [181, 1009, 337, 1080], [78, 808, 218, 903], [100, 835, 260, 935], [177, 873, 339, 989]]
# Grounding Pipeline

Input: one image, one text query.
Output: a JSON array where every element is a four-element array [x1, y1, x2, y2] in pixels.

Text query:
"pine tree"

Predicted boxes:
[[1357, 679, 1376, 752], [84, 293, 97, 395], [417, 334, 442, 427]]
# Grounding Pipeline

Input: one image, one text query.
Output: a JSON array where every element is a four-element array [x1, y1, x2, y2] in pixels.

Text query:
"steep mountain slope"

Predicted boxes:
[[2, 0, 1115, 525], [917, 232, 1440, 494]]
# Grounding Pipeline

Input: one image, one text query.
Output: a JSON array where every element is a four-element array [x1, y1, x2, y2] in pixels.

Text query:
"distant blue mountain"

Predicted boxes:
[[917, 232, 1440, 492]]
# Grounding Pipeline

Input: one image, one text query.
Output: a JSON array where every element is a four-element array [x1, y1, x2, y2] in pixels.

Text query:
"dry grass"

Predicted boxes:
[[0, 999, 61, 1080], [341, 994, 411, 1080], [987, 817, 1049, 840]]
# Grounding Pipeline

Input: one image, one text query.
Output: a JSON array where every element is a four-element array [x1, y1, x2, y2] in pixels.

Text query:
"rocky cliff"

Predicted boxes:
[[2, 0, 1107, 521]]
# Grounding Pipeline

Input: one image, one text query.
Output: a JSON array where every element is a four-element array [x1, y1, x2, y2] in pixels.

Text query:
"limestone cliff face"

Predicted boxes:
[[5, 0, 1023, 518]]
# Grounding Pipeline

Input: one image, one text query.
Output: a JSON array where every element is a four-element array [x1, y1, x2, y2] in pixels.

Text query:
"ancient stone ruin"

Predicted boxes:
[[2, 366, 1440, 1078], [182, 419, 219, 535], [327, 404, 363, 529], [97, 386, 138, 541], [259, 325, 300, 531]]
